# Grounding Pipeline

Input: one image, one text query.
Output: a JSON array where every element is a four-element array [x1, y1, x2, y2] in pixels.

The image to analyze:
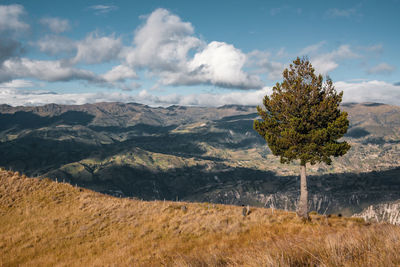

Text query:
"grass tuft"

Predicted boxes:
[[1, 169, 400, 266]]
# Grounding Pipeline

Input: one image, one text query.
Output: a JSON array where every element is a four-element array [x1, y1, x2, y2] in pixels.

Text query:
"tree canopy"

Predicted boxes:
[[254, 57, 351, 167]]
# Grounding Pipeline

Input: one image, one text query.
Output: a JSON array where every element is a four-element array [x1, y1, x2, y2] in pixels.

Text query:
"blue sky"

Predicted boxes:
[[0, 0, 399, 106]]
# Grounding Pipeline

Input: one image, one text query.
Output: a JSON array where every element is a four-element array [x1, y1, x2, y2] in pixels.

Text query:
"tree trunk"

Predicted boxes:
[[296, 164, 309, 219]]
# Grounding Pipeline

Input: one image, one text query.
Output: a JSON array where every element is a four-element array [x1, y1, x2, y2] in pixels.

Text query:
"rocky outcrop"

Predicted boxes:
[[353, 201, 400, 225]]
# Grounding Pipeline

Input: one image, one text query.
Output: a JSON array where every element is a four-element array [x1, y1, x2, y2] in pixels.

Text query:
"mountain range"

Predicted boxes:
[[1, 102, 399, 218]]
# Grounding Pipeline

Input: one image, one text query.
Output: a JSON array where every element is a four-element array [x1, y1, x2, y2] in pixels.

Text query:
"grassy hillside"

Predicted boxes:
[[1, 169, 400, 266]]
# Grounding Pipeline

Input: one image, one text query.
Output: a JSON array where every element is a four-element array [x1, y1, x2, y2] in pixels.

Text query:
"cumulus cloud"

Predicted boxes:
[[0, 58, 100, 83], [89, 5, 118, 15], [0, 58, 137, 90], [1, 8, 262, 92], [0, 4, 29, 32], [40, 17, 70, 33], [125, 8, 203, 70], [336, 80, 400, 105], [0, 59, 140, 91], [6, 31, 129, 88], [0, 88, 134, 106], [300, 41, 326, 56], [309, 45, 358, 74], [188, 42, 260, 88], [366, 63, 396, 75], [160, 41, 263, 89], [102, 65, 137, 82], [71, 32, 122, 64], [124, 8, 261, 89], [136, 87, 270, 106], [0, 79, 34, 88], [0, 80, 269, 107], [247, 50, 284, 80], [0, 38, 23, 63], [37, 32, 122, 64], [137, 80, 400, 107], [36, 35, 76, 55], [301, 42, 394, 76], [2, 80, 400, 107]]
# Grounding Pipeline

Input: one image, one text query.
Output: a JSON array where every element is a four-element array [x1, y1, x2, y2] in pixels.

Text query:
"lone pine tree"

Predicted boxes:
[[254, 57, 350, 219]]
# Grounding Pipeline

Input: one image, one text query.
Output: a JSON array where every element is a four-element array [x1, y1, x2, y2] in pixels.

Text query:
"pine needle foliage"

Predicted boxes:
[[254, 57, 351, 166]]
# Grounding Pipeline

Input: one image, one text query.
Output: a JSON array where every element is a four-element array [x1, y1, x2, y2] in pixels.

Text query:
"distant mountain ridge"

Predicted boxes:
[[0, 102, 257, 127], [1, 101, 400, 218]]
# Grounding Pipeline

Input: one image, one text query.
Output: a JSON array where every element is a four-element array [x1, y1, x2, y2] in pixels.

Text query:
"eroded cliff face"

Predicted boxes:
[[353, 201, 400, 225], [183, 167, 400, 217]]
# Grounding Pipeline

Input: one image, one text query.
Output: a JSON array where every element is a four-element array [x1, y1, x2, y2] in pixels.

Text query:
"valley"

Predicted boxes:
[[1, 102, 400, 216]]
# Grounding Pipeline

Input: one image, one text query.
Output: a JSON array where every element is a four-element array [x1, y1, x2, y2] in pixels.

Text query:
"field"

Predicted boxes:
[[1, 169, 400, 266]]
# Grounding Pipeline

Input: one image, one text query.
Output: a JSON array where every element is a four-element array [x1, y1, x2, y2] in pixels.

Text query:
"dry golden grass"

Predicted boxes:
[[1, 169, 400, 267]]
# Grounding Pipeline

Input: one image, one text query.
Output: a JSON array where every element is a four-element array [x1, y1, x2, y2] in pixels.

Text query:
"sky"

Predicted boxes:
[[0, 0, 399, 107]]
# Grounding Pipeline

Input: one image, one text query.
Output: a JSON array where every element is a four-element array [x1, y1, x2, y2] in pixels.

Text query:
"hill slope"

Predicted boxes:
[[1, 102, 400, 215], [1, 169, 400, 266]]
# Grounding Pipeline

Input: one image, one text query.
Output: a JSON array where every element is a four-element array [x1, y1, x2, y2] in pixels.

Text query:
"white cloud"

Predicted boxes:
[[102, 65, 137, 82], [301, 42, 392, 76], [0, 79, 34, 88], [336, 80, 400, 105], [0, 59, 140, 91], [89, 5, 118, 15], [0, 4, 29, 32], [40, 17, 70, 33], [123, 8, 261, 89], [310, 45, 358, 74], [125, 8, 202, 70], [71, 32, 122, 64], [4, 33, 130, 88], [189, 41, 250, 86], [0, 83, 270, 107], [300, 41, 326, 56], [247, 50, 284, 80], [366, 63, 395, 75], [135, 87, 271, 106], [0, 58, 100, 83], [1, 8, 263, 91], [161, 41, 263, 89], [37, 32, 122, 64], [0, 88, 134, 106], [311, 58, 339, 74], [36, 35, 76, 55], [1, 80, 400, 107], [140, 80, 400, 107]]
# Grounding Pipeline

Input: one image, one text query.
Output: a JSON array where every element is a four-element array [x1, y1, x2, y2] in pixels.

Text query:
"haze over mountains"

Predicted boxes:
[[1, 101, 400, 217]]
